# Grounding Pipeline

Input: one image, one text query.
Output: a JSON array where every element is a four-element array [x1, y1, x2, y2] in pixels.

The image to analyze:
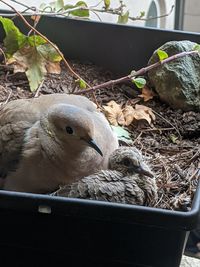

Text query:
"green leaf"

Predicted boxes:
[[104, 0, 110, 10], [0, 16, 27, 57], [117, 11, 129, 24], [157, 49, 168, 61], [193, 44, 200, 52], [27, 35, 47, 47], [38, 43, 62, 62], [55, 0, 64, 11], [64, 4, 74, 10], [140, 11, 145, 18], [132, 77, 146, 89], [76, 78, 87, 89], [65, 1, 89, 17], [111, 126, 133, 144]]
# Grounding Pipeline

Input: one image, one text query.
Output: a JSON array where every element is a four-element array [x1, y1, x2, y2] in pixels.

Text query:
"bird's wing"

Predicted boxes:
[[137, 177, 158, 205], [124, 177, 146, 205], [52, 170, 126, 203], [0, 99, 40, 177]]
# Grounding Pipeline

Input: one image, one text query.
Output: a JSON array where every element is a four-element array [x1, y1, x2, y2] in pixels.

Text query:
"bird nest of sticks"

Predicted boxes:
[[0, 60, 199, 212]]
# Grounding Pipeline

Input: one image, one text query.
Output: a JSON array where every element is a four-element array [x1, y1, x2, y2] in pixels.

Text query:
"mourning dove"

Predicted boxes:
[[0, 93, 118, 193], [52, 146, 158, 206]]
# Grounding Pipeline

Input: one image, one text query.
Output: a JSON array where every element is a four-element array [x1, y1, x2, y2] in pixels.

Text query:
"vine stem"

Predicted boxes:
[[74, 50, 199, 95], [0, 0, 89, 86]]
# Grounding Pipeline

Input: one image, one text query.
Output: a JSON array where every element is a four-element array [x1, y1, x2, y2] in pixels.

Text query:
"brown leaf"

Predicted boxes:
[[46, 61, 61, 74], [134, 104, 156, 124], [31, 15, 41, 23], [138, 86, 155, 102], [103, 100, 125, 126], [123, 105, 135, 126]]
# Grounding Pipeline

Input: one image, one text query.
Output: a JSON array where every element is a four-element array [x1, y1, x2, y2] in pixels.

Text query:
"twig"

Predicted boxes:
[[34, 79, 44, 98], [0, 87, 12, 107], [4, 88, 12, 104], [2, 2, 174, 24], [0, 0, 89, 87], [153, 110, 182, 139], [141, 127, 175, 132], [186, 148, 200, 165], [0, 47, 6, 63], [129, 5, 175, 22], [10, 0, 36, 11], [74, 50, 199, 95], [132, 131, 143, 145]]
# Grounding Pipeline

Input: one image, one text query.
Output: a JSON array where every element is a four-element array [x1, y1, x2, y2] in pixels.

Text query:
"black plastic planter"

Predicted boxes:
[[0, 15, 200, 267]]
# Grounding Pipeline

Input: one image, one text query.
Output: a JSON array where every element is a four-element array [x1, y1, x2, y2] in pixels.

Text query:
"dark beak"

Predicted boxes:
[[134, 162, 154, 178], [84, 138, 103, 157]]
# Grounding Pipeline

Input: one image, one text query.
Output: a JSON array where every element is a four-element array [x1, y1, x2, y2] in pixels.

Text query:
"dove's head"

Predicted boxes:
[[108, 146, 154, 177], [41, 104, 103, 156]]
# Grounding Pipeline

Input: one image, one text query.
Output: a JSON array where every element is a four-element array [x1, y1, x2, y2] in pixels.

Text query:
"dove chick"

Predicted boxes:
[[52, 146, 158, 206], [0, 94, 118, 193]]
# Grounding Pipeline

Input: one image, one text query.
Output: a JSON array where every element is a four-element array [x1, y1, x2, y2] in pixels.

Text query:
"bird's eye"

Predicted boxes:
[[122, 158, 132, 167], [65, 126, 73, 134]]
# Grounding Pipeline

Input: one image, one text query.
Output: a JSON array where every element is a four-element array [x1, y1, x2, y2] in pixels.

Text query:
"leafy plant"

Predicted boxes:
[[0, 17, 62, 92]]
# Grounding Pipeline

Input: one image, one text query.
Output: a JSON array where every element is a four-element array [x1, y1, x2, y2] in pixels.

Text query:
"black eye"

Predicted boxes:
[[65, 126, 73, 134], [122, 158, 132, 167]]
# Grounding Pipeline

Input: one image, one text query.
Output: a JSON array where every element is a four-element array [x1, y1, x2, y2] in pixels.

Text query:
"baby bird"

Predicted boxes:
[[52, 146, 158, 206]]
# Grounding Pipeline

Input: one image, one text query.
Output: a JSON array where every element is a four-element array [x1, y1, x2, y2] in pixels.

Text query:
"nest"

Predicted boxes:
[[0, 60, 200, 212]]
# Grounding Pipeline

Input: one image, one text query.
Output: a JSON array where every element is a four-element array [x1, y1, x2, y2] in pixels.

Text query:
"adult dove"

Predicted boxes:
[[0, 93, 118, 193], [52, 146, 158, 206]]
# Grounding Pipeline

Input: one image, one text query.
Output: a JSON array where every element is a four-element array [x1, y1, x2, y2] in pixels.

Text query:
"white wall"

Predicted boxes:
[[0, 0, 175, 29], [183, 0, 200, 32]]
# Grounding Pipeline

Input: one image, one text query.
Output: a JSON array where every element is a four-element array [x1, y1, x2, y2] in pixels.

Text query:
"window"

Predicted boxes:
[[145, 1, 158, 28]]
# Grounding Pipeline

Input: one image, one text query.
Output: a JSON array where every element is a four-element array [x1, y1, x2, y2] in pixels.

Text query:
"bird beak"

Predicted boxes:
[[134, 162, 154, 178], [83, 138, 103, 157]]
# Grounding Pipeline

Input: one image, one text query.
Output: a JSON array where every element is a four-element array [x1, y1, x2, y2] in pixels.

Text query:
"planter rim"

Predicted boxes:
[[0, 181, 199, 230]]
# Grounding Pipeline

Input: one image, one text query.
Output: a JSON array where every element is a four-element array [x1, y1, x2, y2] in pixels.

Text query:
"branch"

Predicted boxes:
[[0, 0, 89, 86], [73, 50, 199, 95], [129, 5, 175, 22], [1, 1, 175, 24]]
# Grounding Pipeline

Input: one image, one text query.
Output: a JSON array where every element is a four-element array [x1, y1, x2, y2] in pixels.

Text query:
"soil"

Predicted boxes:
[[0, 60, 199, 211]]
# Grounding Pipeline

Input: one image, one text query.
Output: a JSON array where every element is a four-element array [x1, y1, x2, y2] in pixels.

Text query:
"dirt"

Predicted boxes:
[[0, 60, 199, 212]]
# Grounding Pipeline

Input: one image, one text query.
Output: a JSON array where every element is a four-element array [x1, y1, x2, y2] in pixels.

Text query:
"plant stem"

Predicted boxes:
[[74, 50, 199, 95]]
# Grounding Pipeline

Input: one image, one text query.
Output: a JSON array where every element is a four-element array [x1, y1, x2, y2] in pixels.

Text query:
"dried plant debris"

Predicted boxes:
[[0, 59, 199, 212], [103, 100, 155, 126]]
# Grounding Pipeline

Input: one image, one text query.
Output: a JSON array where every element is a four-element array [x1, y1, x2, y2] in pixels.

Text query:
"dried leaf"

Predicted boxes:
[[31, 15, 41, 23], [46, 61, 61, 74], [123, 105, 135, 126], [138, 86, 155, 102], [103, 100, 125, 126], [134, 104, 155, 125]]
